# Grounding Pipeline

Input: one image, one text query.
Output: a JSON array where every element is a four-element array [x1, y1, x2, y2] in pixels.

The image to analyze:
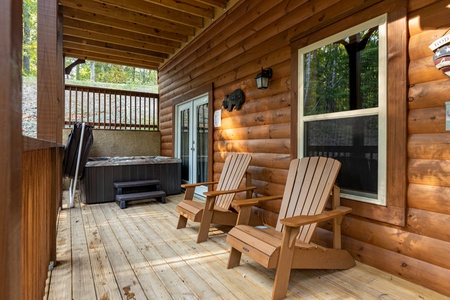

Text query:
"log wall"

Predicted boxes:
[[158, 0, 450, 296]]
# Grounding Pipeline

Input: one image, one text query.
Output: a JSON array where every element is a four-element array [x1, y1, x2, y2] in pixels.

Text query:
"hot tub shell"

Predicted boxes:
[[80, 156, 181, 204]]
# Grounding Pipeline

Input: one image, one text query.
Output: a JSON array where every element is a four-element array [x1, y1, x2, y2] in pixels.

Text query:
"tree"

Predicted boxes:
[[23, 0, 37, 76]]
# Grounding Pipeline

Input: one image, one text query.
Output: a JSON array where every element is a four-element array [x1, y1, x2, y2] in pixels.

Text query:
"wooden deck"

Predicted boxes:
[[46, 192, 447, 300]]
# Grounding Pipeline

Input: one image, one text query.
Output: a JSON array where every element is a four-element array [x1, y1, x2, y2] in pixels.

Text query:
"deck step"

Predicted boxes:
[[115, 191, 166, 209], [113, 179, 160, 189]]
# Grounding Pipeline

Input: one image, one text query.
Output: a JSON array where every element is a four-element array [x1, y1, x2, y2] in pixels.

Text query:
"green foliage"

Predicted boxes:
[[65, 58, 158, 92], [303, 29, 379, 116], [21, 0, 158, 90], [23, 0, 37, 76]]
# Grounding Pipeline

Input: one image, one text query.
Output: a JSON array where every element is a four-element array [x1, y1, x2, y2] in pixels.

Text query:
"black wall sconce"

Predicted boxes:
[[255, 67, 272, 89]]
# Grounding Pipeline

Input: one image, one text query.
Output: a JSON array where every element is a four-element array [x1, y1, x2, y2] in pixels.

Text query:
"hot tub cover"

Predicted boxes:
[[62, 122, 94, 179]]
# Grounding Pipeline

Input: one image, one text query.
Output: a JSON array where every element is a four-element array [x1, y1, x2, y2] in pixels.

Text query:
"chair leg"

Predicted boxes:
[[272, 227, 298, 300], [196, 208, 213, 243], [177, 215, 188, 229], [227, 247, 242, 268], [272, 264, 293, 300]]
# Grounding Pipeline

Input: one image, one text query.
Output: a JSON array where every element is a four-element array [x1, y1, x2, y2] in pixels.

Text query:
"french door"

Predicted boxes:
[[176, 94, 209, 196]]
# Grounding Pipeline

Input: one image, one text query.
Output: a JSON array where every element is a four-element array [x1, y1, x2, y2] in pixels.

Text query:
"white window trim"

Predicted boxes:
[[298, 14, 387, 206]]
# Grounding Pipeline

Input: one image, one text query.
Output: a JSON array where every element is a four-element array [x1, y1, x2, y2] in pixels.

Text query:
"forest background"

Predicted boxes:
[[22, 0, 158, 137], [23, 0, 157, 90]]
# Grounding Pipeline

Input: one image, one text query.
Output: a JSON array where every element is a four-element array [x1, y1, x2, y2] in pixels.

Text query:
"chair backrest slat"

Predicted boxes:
[[215, 154, 252, 209], [275, 157, 341, 243]]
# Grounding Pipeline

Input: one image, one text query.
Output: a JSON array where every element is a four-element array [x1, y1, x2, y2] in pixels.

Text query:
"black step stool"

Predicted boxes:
[[113, 180, 166, 209]]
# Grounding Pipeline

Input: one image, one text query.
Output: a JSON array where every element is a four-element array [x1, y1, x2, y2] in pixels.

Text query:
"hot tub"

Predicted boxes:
[[80, 156, 181, 204]]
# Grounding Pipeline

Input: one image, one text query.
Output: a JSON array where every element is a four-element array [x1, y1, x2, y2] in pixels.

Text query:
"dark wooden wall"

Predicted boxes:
[[22, 138, 63, 300], [158, 0, 450, 296], [0, 0, 23, 298]]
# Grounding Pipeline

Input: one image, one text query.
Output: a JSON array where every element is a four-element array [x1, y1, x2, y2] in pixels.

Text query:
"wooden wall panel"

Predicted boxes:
[[158, 0, 450, 296], [37, 0, 64, 143], [408, 133, 450, 160], [19, 138, 63, 299], [339, 217, 450, 269], [408, 158, 450, 186], [405, 208, 450, 242], [409, 56, 446, 84], [315, 228, 450, 296], [0, 0, 23, 298], [408, 29, 447, 61], [408, 183, 450, 214], [408, 106, 446, 134], [404, 0, 450, 296], [408, 0, 450, 36], [409, 79, 450, 110]]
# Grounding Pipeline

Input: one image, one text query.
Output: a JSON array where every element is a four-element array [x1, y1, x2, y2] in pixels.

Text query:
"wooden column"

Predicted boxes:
[[37, 0, 64, 262], [37, 0, 64, 143], [0, 0, 23, 298]]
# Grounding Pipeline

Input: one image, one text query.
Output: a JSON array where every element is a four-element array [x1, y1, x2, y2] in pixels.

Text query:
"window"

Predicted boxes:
[[298, 15, 387, 205]]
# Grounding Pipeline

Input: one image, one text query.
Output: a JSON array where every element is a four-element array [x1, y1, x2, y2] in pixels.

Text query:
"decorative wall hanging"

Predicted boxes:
[[222, 88, 245, 112], [429, 32, 450, 77]]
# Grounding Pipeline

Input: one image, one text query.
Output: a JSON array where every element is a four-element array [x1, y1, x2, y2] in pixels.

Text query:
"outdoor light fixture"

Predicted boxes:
[[255, 67, 272, 89]]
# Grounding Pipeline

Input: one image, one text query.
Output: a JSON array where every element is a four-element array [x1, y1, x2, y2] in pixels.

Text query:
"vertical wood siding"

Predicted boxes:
[[22, 140, 62, 300], [158, 0, 450, 296], [0, 0, 23, 297]]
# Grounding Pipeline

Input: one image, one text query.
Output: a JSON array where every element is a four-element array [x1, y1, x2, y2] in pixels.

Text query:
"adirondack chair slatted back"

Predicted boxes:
[[275, 157, 341, 243], [214, 154, 252, 209]]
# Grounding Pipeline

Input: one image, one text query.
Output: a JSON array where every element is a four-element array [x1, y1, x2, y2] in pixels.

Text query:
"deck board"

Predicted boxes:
[[83, 205, 123, 300], [47, 205, 72, 299], [72, 203, 96, 300], [100, 203, 173, 299], [47, 192, 448, 300]]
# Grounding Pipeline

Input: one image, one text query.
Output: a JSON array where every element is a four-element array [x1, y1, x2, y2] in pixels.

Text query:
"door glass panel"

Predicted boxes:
[[196, 103, 208, 183], [180, 108, 190, 184]]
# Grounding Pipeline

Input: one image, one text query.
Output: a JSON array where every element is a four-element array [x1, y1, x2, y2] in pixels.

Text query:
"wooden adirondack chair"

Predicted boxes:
[[226, 157, 355, 300], [176, 153, 256, 243]]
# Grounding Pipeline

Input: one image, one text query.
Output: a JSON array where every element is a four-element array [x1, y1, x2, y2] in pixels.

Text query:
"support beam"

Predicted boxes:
[[64, 58, 85, 75], [0, 0, 23, 298], [37, 0, 64, 143]]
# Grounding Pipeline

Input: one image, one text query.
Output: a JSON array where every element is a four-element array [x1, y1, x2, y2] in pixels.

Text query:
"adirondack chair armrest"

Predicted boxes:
[[202, 186, 257, 211], [203, 186, 256, 198], [231, 195, 283, 209], [231, 195, 283, 225], [181, 181, 219, 189], [280, 206, 352, 228]]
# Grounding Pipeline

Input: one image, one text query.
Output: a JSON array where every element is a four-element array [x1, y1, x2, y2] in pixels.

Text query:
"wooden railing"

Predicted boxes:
[[22, 137, 63, 300], [65, 85, 159, 130]]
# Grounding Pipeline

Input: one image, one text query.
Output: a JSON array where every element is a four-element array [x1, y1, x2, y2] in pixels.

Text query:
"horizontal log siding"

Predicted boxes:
[[159, 0, 303, 201], [346, 0, 450, 296], [158, 0, 450, 296], [324, 1, 450, 295]]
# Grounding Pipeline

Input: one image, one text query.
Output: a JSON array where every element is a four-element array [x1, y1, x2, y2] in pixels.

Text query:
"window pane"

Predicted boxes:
[[304, 115, 378, 197], [180, 109, 190, 182], [303, 28, 379, 116]]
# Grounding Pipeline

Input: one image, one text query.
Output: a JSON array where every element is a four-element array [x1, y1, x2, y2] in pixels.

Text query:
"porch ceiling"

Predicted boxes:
[[60, 0, 237, 70]]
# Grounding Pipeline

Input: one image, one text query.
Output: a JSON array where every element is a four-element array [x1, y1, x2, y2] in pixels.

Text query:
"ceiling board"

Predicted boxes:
[[61, 0, 239, 70]]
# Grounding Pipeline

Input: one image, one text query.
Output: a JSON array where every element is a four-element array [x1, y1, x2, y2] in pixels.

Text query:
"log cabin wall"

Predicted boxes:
[[158, 0, 450, 296]]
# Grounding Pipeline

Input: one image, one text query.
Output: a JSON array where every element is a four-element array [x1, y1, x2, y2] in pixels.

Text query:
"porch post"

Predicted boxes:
[[37, 0, 64, 143], [37, 0, 64, 262], [0, 0, 23, 298]]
